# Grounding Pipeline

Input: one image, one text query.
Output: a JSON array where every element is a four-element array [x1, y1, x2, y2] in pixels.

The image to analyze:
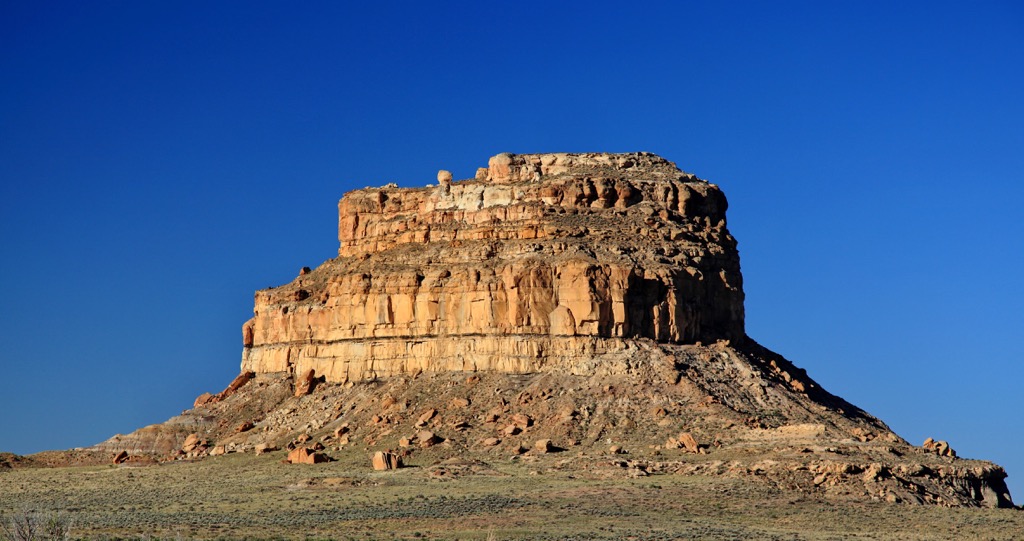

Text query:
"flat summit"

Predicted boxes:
[[38, 153, 1016, 511]]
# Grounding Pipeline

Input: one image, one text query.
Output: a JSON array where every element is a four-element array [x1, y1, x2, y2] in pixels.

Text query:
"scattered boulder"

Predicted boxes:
[[288, 447, 329, 464], [534, 439, 554, 454], [333, 425, 350, 439], [482, 437, 501, 447], [254, 443, 277, 455], [666, 432, 701, 453], [235, 421, 255, 433], [294, 369, 317, 397], [112, 451, 128, 464], [417, 430, 442, 448], [450, 397, 471, 408], [510, 413, 533, 429], [416, 409, 438, 427], [371, 451, 402, 470], [181, 433, 201, 453], [209, 445, 226, 456], [503, 424, 521, 436], [220, 371, 255, 400], [299, 266, 311, 275]]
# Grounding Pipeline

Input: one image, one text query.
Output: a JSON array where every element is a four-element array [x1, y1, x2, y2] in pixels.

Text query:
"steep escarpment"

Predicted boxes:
[[76, 152, 1014, 510], [242, 153, 744, 383]]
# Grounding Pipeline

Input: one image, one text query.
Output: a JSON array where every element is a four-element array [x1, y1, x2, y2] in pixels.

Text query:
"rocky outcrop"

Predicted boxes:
[[70, 151, 1013, 510], [242, 152, 744, 383]]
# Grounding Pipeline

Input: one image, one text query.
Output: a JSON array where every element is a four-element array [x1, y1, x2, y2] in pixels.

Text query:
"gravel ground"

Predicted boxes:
[[2, 452, 1021, 540]]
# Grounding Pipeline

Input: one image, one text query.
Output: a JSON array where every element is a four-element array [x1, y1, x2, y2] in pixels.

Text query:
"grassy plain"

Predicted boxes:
[[2, 452, 1021, 540]]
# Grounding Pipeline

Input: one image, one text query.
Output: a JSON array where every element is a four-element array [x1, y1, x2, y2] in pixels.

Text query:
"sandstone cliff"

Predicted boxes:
[[242, 152, 745, 383], [81, 152, 1014, 509]]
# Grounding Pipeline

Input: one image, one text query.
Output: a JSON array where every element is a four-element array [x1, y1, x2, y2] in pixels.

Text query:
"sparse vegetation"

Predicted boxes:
[[1, 509, 71, 541], [1, 453, 1021, 540]]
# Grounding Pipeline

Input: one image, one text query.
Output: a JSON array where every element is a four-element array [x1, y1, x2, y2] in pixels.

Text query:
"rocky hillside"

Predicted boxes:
[[72, 153, 1015, 508]]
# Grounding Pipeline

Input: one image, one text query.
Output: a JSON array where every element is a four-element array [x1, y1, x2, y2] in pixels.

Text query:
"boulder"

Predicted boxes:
[[371, 451, 402, 470], [288, 447, 329, 464], [534, 439, 554, 453], [417, 430, 442, 448], [112, 451, 128, 464], [181, 433, 200, 453], [294, 369, 317, 397], [416, 409, 437, 427]]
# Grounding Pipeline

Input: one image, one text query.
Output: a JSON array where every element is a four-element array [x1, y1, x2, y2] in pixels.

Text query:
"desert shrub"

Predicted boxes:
[[0, 509, 71, 541]]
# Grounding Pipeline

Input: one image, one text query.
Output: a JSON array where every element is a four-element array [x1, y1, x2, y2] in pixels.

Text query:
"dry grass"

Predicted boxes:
[[2, 452, 1021, 540]]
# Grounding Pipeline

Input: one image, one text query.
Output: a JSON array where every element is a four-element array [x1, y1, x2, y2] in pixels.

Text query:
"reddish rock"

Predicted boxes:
[[510, 413, 533, 429], [371, 451, 402, 470], [220, 371, 255, 400], [209, 445, 226, 456], [235, 421, 255, 433], [254, 443, 276, 455], [534, 439, 554, 453], [482, 437, 501, 447], [193, 393, 218, 408], [181, 433, 200, 453], [112, 451, 129, 464], [417, 430, 442, 448], [288, 447, 328, 464], [416, 409, 437, 427], [294, 369, 317, 397], [676, 432, 700, 453]]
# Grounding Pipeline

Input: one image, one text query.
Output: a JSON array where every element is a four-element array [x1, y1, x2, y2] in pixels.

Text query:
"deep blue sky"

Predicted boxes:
[[2, 1, 1021, 496]]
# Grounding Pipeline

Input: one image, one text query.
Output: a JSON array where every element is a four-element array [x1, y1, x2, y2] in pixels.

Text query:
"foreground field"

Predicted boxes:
[[2, 452, 1021, 540]]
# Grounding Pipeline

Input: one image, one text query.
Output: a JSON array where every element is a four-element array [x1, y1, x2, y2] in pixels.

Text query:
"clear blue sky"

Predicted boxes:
[[2, 1, 1021, 497]]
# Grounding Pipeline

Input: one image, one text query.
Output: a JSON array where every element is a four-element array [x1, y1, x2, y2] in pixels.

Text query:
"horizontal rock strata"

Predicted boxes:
[[242, 152, 745, 383]]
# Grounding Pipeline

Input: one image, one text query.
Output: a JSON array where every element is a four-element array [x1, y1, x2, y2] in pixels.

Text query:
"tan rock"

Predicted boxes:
[[181, 433, 200, 453], [371, 451, 402, 470], [220, 371, 255, 400], [287, 447, 328, 464], [240, 153, 743, 384], [482, 437, 501, 447], [193, 393, 218, 408], [417, 431, 441, 448], [534, 439, 554, 453], [209, 445, 226, 456], [235, 421, 254, 433], [416, 409, 437, 427], [254, 443, 277, 455], [450, 397, 471, 408], [294, 369, 316, 397], [510, 413, 533, 429], [503, 424, 521, 436]]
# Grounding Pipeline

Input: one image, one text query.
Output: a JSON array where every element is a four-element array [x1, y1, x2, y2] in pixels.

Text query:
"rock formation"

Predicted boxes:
[[80, 152, 1013, 509], [242, 152, 744, 383]]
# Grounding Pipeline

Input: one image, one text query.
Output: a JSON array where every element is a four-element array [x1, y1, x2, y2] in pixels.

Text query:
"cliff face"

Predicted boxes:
[[79, 151, 1013, 510], [242, 153, 745, 383]]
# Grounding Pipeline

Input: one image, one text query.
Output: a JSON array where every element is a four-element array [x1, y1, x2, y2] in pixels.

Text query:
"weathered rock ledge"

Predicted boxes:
[[242, 152, 745, 383]]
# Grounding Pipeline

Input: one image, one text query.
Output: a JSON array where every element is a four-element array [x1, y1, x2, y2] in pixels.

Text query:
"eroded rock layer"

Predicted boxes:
[[242, 152, 745, 383]]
